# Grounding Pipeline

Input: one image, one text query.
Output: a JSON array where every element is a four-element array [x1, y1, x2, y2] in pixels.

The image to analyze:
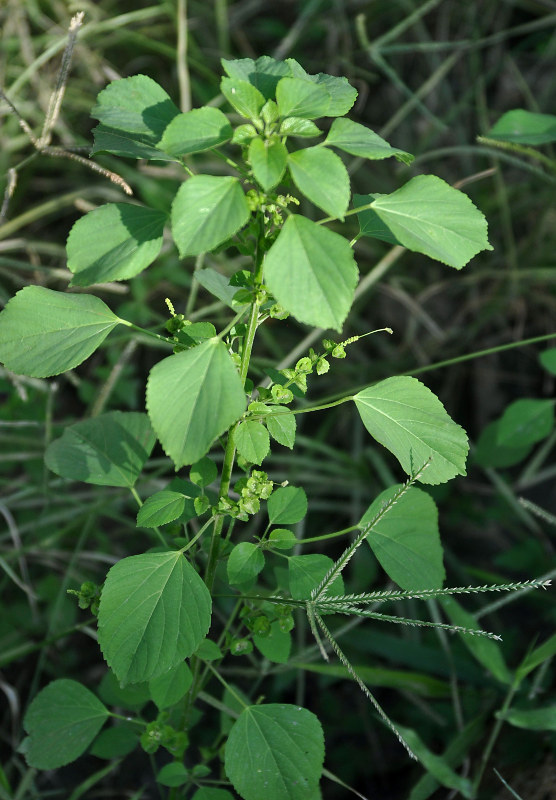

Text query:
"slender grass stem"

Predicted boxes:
[[176, 0, 191, 112]]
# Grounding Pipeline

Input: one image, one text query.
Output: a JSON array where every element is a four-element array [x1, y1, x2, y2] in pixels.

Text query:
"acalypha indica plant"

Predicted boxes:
[[0, 55, 547, 798]]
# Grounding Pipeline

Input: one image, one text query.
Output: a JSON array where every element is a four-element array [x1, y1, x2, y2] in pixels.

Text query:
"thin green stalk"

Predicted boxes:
[[121, 320, 172, 347], [203, 662, 249, 709], [176, 0, 191, 113], [477, 135, 556, 173], [217, 307, 249, 342], [286, 524, 359, 545], [215, 0, 230, 56], [360, 0, 444, 50], [179, 516, 215, 554], [250, 395, 353, 424], [89, 339, 137, 418], [407, 332, 556, 377], [356, 14, 447, 132], [517, 429, 556, 488], [472, 682, 518, 793]]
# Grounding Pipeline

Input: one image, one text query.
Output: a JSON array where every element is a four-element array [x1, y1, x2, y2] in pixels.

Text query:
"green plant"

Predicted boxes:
[[0, 53, 551, 799]]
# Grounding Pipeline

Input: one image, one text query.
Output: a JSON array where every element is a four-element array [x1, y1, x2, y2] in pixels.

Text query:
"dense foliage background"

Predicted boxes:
[[1, 1, 555, 798]]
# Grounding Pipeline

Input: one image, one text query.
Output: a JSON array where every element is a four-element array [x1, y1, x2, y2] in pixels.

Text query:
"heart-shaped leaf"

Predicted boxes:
[[146, 339, 246, 468], [98, 551, 211, 684], [0, 287, 122, 378], [354, 376, 468, 484]]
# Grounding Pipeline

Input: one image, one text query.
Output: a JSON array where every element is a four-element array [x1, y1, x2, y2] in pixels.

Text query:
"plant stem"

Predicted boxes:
[[407, 331, 556, 377], [477, 135, 556, 172], [295, 524, 359, 544], [176, 0, 191, 112], [204, 216, 266, 592], [119, 320, 172, 347], [472, 681, 518, 793], [250, 395, 353, 423]]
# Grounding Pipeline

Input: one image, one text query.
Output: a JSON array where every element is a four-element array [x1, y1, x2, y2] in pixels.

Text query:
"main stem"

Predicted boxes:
[[204, 216, 266, 592]]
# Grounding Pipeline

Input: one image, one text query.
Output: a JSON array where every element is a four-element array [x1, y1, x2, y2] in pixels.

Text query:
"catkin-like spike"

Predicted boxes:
[[519, 497, 556, 527], [38, 12, 85, 148], [315, 613, 417, 760], [314, 577, 551, 607], [318, 605, 502, 640], [305, 602, 329, 661], [312, 461, 430, 600]]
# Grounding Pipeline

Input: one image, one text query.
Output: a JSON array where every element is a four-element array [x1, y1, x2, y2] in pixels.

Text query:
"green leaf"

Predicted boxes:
[[268, 528, 297, 550], [354, 192, 401, 245], [222, 55, 290, 99], [487, 109, 556, 145], [516, 633, 556, 684], [254, 620, 291, 664], [234, 420, 270, 465], [165, 478, 203, 522], [540, 347, 556, 375], [45, 411, 155, 488], [439, 596, 511, 684], [190, 456, 218, 487], [394, 723, 474, 798], [249, 136, 288, 191], [66, 203, 166, 287], [227, 542, 265, 585], [195, 638, 222, 661], [137, 491, 186, 527], [92, 125, 178, 161], [264, 215, 358, 331], [194, 268, 240, 309], [280, 117, 321, 137], [289, 554, 344, 601], [90, 725, 139, 759], [266, 407, 296, 449], [159, 107, 232, 156], [148, 662, 193, 710], [171, 176, 250, 257], [192, 789, 235, 800], [0, 286, 122, 378], [361, 485, 444, 590], [157, 763, 189, 787], [287, 146, 350, 220], [496, 398, 554, 448], [98, 670, 150, 710], [268, 486, 307, 524], [276, 77, 330, 119], [295, 661, 449, 697], [221, 77, 265, 119], [371, 175, 492, 268], [24, 679, 109, 769], [98, 551, 212, 684], [474, 419, 532, 469], [313, 73, 358, 116], [408, 716, 485, 800], [146, 339, 246, 468], [354, 376, 469, 485], [91, 75, 179, 138], [225, 704, 325, 800], [326, 118, 413, 164], [501, 705, 556, 731], [91, 75, 180, 159]]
